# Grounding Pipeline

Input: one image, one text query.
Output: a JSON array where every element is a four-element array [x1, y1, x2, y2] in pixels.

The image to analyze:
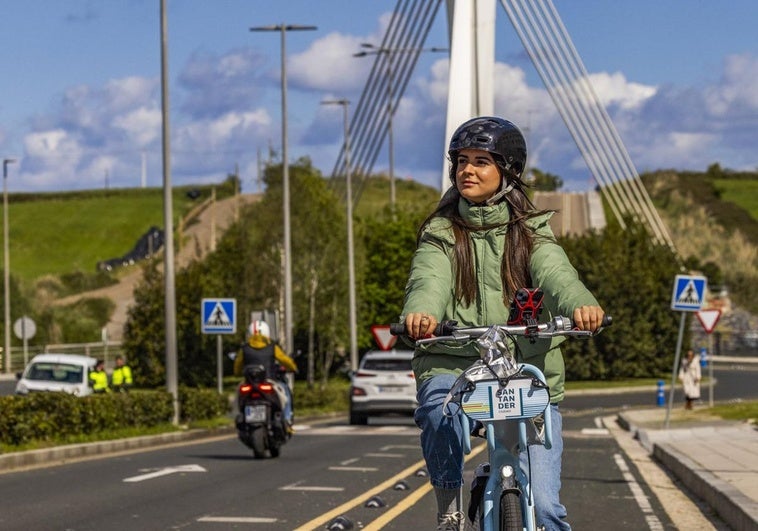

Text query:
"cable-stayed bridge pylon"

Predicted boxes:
[[330, 0, 676, 254]]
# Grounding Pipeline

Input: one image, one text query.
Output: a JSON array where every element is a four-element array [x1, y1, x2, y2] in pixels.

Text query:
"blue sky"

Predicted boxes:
[[1, 0, 756, 193]]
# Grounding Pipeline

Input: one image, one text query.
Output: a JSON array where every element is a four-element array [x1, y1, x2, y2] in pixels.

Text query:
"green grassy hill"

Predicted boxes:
[[643, 168, 758, 245], [2, 184, 233, 282], [334, 173, 442, 220], [642, 167, 758, 312]]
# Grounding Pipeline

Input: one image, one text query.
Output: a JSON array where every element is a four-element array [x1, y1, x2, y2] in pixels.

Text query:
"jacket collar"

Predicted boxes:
[[458, 196, 511, 228]]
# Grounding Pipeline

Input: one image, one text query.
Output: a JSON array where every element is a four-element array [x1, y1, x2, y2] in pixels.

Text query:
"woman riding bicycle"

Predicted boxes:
[[401, 116, 604, 530]]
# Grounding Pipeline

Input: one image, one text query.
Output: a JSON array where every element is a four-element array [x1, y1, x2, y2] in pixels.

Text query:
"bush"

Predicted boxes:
[[179, 386, 230, 423], [293, 377, 350, 415], [559, 220, 682, 380], [0, 387, 225, 449]]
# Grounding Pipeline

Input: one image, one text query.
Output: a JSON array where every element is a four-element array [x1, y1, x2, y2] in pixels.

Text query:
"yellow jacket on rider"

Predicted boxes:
[[234, 334, 298, 376]]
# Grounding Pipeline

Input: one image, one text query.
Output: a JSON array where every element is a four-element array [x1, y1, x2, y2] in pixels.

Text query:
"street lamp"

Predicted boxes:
[[250, 23, 317, 356], [354, 44, 447, 210], [321, 99, 358, 372], [3, 158, 16, 374]]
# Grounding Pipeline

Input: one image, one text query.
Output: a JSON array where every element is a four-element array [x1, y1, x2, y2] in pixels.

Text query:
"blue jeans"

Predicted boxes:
[[414, 374, 570, 530], [281, 380, 294, 423]]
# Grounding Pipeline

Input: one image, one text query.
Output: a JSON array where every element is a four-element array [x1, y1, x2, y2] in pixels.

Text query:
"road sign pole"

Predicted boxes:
[[695, 309, 720, 408], [217, 335, 223, 394], [708, 334, 714, 407], [664, 311, 687, 429]]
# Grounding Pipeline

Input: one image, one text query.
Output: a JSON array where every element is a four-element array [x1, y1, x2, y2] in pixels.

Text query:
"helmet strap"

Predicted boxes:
[[486, 179, 515, 205]]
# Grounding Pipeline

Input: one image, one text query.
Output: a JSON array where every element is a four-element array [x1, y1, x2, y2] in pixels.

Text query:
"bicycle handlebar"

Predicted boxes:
[[389, 314, 612, 344]]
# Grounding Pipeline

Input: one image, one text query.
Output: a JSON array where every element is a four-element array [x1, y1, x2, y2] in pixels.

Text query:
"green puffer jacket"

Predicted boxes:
[[401, 197, 598, 403]]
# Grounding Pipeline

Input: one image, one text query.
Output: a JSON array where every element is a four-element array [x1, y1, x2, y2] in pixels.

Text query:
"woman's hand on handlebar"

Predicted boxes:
[[405, 312, 438, 339], [573, 305, 605, 332]]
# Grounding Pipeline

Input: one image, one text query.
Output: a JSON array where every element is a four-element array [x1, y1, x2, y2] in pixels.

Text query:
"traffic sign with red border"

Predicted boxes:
[[696, 309, 721, 334], [371, 325, 397, 350]]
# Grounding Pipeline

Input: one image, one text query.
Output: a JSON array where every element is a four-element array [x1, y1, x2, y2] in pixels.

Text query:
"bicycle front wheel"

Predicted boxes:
[[499, 491, 523, 531]]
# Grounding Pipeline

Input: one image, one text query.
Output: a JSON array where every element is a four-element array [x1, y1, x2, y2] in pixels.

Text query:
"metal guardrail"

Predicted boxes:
[[3, 342, 125, 374]]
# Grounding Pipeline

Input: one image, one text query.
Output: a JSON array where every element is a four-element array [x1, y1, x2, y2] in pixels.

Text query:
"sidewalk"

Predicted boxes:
[[618, 407, 758, 531]]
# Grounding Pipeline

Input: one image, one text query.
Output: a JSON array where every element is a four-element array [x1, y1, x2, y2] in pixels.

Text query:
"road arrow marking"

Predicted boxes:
[[123, 464, 207, 483], [198, 516, 277, 524], [280, 481, 343, 492]]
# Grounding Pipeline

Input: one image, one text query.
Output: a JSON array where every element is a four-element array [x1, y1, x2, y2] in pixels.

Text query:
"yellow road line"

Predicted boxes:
[[294, 442, 487, 531], [363, 444, 486, 530]]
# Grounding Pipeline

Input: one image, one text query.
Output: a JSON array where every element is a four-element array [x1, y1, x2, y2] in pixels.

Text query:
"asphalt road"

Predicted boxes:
[[0, 414, 673, 531], [0, 363, 753, 530]]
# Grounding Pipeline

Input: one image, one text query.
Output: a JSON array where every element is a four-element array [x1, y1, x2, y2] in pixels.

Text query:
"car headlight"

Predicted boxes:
[[15, 382, 28, 394]]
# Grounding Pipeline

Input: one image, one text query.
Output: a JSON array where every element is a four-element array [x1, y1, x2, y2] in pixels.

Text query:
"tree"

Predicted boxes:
[[529, 168, 563, 191], [559, 220, 683, 380], [358, 206, 425, 350], [122, 261, 167, 388], [191, 158, 348, 387]]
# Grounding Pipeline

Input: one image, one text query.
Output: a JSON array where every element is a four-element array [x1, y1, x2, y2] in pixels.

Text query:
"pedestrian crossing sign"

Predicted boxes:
[[201, 298, 237, 334], [670, 275, 707, 312]]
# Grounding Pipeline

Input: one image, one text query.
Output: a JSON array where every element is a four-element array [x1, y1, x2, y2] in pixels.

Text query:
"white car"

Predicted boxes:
[[349, 349, 417, 425], [15, 354, 97, 397]]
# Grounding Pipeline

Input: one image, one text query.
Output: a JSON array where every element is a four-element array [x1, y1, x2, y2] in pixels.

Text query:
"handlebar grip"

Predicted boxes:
[[389, 320, 459, 337], [601, 315, 612, 327], [389, 323, 406, 336]]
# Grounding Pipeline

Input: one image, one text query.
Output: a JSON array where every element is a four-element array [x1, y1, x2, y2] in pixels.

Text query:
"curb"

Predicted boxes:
[[0, 426, 236, 473], [618, 411, 758, 531], [0, 413, 337, 474], [652, 441, 758, 531]]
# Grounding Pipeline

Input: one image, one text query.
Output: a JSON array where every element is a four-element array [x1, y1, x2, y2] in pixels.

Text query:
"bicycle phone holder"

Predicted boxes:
[[508, 288, 544, 339]]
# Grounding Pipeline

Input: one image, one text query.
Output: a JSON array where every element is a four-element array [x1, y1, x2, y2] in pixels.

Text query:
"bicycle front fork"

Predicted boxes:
[[469, 460, 543, 530]]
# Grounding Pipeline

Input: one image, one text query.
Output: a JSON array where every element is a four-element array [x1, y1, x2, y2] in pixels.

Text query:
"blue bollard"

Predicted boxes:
[[656, 380, 665, 407]]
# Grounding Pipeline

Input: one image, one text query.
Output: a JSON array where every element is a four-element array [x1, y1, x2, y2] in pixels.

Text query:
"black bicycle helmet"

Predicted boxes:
[[448, 116, 527, 177]]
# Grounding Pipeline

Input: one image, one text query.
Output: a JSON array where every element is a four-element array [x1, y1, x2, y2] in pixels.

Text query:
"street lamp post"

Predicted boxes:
[[321, 99, 358, 372], [354, 44, 447, 210], [3, 158, 16, 374], [250, 23, 317, 356], [159, 0, 179, 424]]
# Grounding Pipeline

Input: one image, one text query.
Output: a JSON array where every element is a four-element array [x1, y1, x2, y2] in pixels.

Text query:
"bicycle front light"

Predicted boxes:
[[500, 465, 517, 489]]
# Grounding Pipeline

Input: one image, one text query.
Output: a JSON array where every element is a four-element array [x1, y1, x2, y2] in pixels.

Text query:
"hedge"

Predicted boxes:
[[0, 387, 230, 448]]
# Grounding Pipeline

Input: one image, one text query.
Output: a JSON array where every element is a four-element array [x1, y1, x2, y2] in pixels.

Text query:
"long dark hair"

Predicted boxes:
[[417, 158, 552, 306]]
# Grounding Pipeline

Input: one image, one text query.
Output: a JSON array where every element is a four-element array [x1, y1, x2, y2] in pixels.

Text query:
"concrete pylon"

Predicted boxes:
[[442, 0, 496, 194]]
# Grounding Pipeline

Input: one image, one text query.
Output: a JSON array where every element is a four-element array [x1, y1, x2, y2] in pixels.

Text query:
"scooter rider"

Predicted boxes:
[[234, 320, 298, 432]]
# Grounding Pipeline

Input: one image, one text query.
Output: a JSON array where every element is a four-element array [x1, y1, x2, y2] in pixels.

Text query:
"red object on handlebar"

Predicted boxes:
[[507, 287, 544, 325]]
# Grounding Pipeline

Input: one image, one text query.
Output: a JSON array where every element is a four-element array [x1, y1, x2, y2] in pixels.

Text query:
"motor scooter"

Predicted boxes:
[[235, 364, 291, 458]]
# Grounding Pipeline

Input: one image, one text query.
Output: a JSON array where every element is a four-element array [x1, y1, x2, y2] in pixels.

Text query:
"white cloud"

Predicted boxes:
[[289, 31, 370, 92], [587, 71, 657, 110], [21, 129, 84, 188], [103, 77, 157, 112], [170, 109, 272, 180], [705, 53, 758, 115], [112, 107, 162, 147], [177, 109, 271, 149], [24, 129, 80, 160], [288, 11, 394, 92], [178, 49, 264, 119], [642, 131, 715, 170]]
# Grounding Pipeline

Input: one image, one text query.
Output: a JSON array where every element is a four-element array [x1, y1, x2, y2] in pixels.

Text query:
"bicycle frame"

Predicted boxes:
[[459, 363, 552, 531]]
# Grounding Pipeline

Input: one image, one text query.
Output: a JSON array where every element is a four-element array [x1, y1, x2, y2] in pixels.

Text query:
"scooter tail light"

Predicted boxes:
[[258, 382, 275, 393], [239, 383, 253, 394]]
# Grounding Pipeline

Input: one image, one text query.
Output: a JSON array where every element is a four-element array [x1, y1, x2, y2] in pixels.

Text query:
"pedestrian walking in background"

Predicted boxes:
[[678, 349, 701, 410], [111, 355, 133, 392]]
